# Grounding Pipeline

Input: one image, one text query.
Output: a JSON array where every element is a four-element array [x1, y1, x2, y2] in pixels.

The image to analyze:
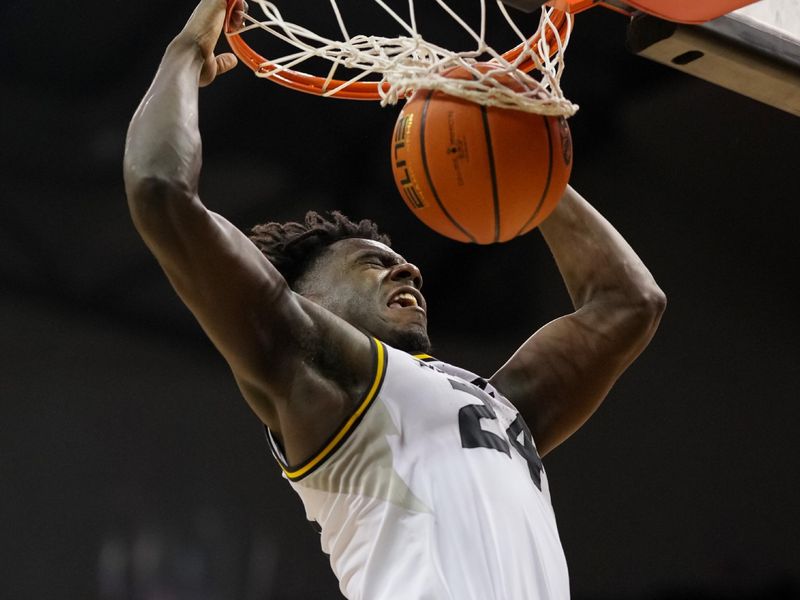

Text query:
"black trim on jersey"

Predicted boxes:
[[413, 353, 438, 363]]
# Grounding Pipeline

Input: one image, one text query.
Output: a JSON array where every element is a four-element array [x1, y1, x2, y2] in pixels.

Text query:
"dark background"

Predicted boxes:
[[2, 1, 798, 599]]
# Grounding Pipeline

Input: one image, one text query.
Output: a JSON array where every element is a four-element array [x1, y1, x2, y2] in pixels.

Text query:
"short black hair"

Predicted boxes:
[[248, 211, 391, 289]]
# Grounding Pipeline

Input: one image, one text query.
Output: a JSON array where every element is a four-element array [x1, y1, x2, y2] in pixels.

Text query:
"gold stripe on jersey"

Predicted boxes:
[[278, 338, 388, 481], [413, 353, 436, 362]]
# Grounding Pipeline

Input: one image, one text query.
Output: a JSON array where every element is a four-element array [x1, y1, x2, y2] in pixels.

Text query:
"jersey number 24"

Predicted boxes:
[[450, 378, 543, 491]]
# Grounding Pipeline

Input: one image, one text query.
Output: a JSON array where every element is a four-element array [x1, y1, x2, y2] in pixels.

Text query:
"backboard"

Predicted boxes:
[[624, 0, 800, 116]]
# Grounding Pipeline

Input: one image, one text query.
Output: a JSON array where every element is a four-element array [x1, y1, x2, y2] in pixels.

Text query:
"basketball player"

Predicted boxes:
[[123, 1, 666, 598]]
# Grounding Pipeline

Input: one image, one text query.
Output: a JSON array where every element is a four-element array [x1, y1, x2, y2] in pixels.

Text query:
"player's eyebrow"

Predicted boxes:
[[354, 248, 404, 266]]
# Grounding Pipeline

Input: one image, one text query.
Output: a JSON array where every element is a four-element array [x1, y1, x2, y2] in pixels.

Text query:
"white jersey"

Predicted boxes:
[[267, 339, 569, 600]]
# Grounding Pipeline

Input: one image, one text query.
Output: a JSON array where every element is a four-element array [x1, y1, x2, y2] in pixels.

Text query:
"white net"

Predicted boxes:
[[230, 0, 579, 115]]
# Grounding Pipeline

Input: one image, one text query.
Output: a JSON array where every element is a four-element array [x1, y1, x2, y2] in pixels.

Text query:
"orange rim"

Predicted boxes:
[[501, 9, 571, 74], [224, 0, 573, 100]]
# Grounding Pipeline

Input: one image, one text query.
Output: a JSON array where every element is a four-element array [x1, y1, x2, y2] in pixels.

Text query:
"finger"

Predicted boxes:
[[199, 57, 218, 87], [216, 53, 238, 76], [186, 0, 227, 31], [182, 0, 229, 53], [230, 0, 248, 30], [198, 53, 237, 87]]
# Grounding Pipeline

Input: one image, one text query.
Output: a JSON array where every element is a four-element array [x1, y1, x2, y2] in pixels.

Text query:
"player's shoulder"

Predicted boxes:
[[397, 348, 504, 399]]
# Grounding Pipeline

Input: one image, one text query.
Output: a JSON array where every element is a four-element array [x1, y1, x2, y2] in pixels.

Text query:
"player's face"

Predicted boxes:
[[302, 238, 430, 353]]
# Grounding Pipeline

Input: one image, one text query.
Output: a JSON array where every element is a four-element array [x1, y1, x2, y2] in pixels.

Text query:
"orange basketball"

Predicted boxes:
[[390, 64, 572, 244]]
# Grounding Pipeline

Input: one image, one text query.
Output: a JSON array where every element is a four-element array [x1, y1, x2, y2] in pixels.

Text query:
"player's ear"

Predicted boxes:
[[295, 280, 327, 306], [293, 272, 320, 301]]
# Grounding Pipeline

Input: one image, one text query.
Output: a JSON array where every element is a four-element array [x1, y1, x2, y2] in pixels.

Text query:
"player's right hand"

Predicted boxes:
[[179, 0, 246, 87]]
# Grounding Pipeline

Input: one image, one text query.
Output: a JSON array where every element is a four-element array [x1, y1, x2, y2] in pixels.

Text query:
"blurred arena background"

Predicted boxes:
[[1, 1, 798, 598]]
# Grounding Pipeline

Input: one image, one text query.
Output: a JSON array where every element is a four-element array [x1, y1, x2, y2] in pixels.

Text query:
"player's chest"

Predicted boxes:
[[381, 356, 545, 492]]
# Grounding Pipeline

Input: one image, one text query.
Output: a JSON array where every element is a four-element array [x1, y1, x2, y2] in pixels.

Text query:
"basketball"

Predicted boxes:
[[391, 64, 572, 244]]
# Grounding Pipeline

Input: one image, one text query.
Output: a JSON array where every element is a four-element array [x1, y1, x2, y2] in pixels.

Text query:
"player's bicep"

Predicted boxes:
[[128, 186, 300, 385], [490, 301, 661, 456]]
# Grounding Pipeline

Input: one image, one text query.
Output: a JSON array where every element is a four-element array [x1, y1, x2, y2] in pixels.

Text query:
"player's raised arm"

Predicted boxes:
[[490, 185, 666, 457], [122, 0, 373, 437]]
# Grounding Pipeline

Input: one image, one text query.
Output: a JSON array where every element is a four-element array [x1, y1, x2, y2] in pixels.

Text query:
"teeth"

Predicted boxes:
[[391, 292, 418, 307], [399, 293, 417, 306]]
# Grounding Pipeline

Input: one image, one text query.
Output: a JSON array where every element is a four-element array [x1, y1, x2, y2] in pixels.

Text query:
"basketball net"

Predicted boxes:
[[227, 0, 579, 116]]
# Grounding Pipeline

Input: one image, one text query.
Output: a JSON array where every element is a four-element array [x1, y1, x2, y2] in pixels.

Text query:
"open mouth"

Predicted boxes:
[[388, 291, 422, 310]]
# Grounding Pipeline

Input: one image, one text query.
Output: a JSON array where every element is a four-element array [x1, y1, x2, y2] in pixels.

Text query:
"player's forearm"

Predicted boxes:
[[538, 185, 665, 312], [123, 34, 205, 202]]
